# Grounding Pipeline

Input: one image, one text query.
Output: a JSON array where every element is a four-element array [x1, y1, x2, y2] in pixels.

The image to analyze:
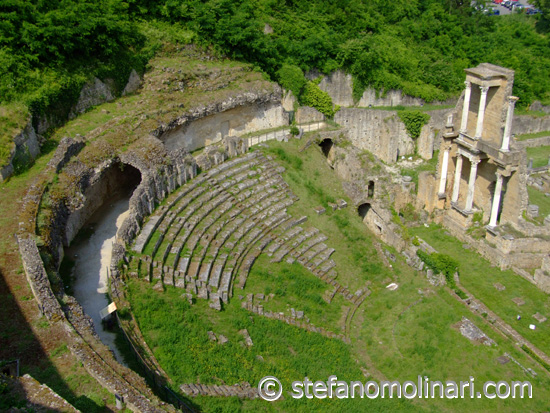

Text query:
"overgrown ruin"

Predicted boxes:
[[11, 56, 550, 411]]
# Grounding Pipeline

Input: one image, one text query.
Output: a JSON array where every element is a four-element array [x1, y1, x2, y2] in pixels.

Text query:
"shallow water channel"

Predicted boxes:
[[67, 191, 131, 364]]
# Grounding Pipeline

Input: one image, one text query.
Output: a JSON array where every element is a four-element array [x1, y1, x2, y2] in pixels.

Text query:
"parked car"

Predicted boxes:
[[525, 7, 541, 14]]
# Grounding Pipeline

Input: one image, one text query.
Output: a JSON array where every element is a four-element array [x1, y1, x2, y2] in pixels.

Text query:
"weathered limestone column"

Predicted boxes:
[[475, 86, 489, 139], [438, 147, 450, 196], [460, 81, 472, 133], [501, 96, 519, 152], [488, 172, 504, 227], [465, 159, 480, 212], [451, 154, 463, 203]]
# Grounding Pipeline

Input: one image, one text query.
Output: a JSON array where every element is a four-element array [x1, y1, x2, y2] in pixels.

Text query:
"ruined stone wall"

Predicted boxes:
[[335, 108, 411, 163], [159, 99, 288, 152], [516, 136, 550, 148], [513, 114, 550, 136], [416, 171, 438, 212], [316, 70, 456, 108], [474, 161, 499, 219], [16, 140, 177, 412], [0, 119, 41, 182]]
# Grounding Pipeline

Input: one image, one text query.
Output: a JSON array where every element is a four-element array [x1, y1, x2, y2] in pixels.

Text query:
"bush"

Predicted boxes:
[[398, 110, 431, 139], [276, 64, 307, 98], [300, 82, 335, 117], [417, 250, 459, 287]]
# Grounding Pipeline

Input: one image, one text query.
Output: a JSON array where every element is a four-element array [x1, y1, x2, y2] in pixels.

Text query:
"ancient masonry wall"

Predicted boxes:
[[16, 88, 284, 409], [16, 138, 177, 412]]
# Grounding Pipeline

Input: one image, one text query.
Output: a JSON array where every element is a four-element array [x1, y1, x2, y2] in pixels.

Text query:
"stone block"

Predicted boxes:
[[533, 313, 547, 323], [527, 204, 539, 219], [314, 206, 326, 215], [336, 199, 348, 209], [494, 283, 506, 291], [512, 297, 525, 306]]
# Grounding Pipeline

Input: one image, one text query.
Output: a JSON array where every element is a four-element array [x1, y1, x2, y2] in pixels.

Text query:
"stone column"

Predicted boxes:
[[438, 147, 450, 196], [488, 172, 504, 227], [501, 96, 519, 152], [465, 159, 480, 212], [451, 154, 463, 203], [460, 81, 472, 133], [475, 86, 490, 139]]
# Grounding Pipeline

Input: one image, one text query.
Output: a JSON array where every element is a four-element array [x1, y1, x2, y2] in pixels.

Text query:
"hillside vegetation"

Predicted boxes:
[[2, 0, 550, 125]]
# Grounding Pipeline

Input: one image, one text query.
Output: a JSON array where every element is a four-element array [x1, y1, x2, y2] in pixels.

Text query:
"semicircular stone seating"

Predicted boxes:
[[128, 150, 360, 311]]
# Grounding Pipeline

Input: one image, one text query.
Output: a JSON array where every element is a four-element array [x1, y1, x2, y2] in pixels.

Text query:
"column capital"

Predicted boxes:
[[480, 86, 490, 94], [508, 96, 519, 103], [464, 81, 471, 89], [471, 158, 481, 166]]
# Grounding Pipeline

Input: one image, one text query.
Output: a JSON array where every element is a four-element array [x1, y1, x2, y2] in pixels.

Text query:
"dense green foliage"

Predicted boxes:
[[398, 110, 431, 139], [416, 250, 459, 285], [0, 0, 149, 121], [276, 64, 307, 98], [300, 81, 337, 117], [2, 0, 550, 131], [125, 0, 550, 106]]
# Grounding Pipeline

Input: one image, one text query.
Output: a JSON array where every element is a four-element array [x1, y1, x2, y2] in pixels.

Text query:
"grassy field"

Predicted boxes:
[[526, 146, 550, 168], [410, 224, 550, 355], [527, 186, 550, 219], [127, 139, 550, 412], [516, 130, 550, 141]]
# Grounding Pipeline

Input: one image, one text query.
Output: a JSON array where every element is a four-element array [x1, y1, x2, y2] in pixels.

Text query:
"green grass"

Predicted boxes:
[[0, 102, 30, 168], [516, 130, 550, 141], [515, 108, 549, 118], [526, 146, 550, 168], [245, 256, 347, 331], [356, 104, 455, 112], [527, 186, 550, 221], [128, 280, 414, 412], [126, 140, 550, 412], [410, 224, 550, 355]]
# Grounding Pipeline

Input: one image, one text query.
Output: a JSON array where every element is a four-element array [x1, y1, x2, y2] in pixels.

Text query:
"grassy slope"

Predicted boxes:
[[526, 146, 550, 168], [128, 138, 550, 412], [527, 186, 550, 218], [410, 225, 550, 355]]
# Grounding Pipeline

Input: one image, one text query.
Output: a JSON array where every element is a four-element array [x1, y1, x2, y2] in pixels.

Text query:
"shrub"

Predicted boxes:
[[416, 250, 459, 287], [300, 82, 335, 117], [276, 64, 307, 98], [398, 110, 430, 139]]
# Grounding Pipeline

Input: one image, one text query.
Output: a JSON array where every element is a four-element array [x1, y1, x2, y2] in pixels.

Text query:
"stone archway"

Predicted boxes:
[[358, 203, 371, 220], [319, 138, 334, 158]]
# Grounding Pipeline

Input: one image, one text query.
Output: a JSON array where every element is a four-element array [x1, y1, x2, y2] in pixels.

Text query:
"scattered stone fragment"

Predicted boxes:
[[512, 297, 525, 306], [209, 295, 222, 311], [218, 335, 229, 345], [256, 355, 265, 362], [314, 206, 326, 215], [496, 355, 510, 365], [456, 317, 496, 346], [182, 293, 194, 305], [336, 199, 347, 209], [533, 313, 547, 323], [207, 331, 217, 341], [493, 283, 506, 291], [239, 329, 253, 347], [256, 293, 265, 301], [327, 202, 338, 211]]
